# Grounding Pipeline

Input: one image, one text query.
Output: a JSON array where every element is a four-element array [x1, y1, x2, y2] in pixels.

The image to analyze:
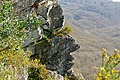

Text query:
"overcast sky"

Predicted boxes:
[[112, 0, 120, 2]]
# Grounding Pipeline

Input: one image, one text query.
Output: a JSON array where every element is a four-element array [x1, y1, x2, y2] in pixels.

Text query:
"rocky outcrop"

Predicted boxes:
[[12, 0, 80, 79], [29, 36, 80, 76]]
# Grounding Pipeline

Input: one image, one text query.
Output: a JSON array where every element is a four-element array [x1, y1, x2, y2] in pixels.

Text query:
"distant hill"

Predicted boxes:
[[59, 0, 120, 80], [60, 0, 120, 29]]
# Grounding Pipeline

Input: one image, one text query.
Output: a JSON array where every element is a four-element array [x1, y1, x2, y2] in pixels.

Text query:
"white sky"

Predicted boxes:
[[112, 0, 120, 2]]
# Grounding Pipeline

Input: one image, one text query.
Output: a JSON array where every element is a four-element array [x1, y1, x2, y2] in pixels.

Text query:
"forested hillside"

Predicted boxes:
[[59, 0, 120, 79]]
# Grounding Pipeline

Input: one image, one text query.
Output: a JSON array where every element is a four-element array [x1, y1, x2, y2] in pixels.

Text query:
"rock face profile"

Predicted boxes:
[[12, 0, 80, 79]]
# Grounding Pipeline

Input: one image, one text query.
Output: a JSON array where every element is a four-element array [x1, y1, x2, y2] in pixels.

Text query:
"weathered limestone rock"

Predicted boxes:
[[49, 70, 64, 80], [49, 4, 64, 30], [12, 0, 35, 18], [12, 0, 80, 79], [28, 36, 80, 78], [12, 0, 64, 30]]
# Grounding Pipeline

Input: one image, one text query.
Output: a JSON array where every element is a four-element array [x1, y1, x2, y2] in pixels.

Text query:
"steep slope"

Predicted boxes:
[[59, 0, 120, 80]]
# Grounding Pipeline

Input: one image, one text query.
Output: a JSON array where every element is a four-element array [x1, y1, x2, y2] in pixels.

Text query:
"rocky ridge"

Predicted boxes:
[[11, 0, 80, 79]]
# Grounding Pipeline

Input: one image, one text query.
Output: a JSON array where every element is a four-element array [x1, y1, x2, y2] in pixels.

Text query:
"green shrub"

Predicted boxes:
[[0, 1, 48, 80]]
